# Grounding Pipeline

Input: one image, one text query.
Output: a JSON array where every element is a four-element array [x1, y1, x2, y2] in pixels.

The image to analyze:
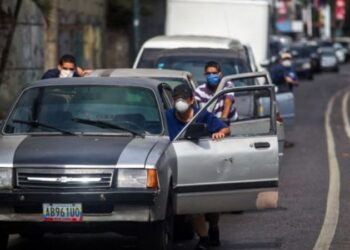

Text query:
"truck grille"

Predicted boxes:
[[16, 168, 114, 189]]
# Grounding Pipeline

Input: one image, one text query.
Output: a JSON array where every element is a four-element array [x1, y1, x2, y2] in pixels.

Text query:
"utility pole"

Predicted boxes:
[[44, 0, 58, 69], [133, 0, 140, 54]]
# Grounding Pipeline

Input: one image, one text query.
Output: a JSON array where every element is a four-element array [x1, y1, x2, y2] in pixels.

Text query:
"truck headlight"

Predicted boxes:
[[0, 169, 12, 188], [302, 62, 311, 69], [117, 169, 158, 189]]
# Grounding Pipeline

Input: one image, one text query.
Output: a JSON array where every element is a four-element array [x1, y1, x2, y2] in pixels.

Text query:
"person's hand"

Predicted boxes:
[[285, 76, 298, 86], [77, 67, 92, 77], [212, 132, 226, 140]]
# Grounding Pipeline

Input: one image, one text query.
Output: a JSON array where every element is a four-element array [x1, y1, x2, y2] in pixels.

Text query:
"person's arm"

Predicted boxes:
[[203, 110, 231, 140], [222, 98, 232, 119]]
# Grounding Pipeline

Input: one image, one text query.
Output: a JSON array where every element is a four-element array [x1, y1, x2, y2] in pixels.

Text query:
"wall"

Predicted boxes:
[[0, 0, 45, 117]]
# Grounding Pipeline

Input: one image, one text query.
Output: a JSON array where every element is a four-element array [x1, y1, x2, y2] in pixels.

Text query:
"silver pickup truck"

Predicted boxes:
[[0, 73, 279, 249]]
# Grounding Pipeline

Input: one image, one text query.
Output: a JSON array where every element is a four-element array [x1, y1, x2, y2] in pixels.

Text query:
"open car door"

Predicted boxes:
[[215, 72, 285, 158], [172, 73, 279, 215]]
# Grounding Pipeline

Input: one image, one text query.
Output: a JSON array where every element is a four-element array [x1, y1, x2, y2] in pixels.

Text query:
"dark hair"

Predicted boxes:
[[173, 83, 193, 99], [204, 61, 221, 72], [59, 54, 76, 66]]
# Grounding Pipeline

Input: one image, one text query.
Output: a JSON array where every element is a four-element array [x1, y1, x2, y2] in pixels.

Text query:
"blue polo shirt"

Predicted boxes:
[[166, 107, 227, 141]]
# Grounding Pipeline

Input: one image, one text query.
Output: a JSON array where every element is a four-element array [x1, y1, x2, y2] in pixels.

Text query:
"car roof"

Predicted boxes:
[[29, 77, 163, 90], [141, 35, 243, 50], [85, 68, 192, 78]]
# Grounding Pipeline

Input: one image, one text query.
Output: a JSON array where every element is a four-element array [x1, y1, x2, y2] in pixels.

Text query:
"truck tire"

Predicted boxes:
[[0, 233, 8, 250], [138, 199, 174, 250]]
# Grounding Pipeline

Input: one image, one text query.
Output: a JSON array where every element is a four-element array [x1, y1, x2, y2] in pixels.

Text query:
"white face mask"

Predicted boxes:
[[59, 69, 74, 78], [282, 60, 292, 67], [175, 99, 190, 113]]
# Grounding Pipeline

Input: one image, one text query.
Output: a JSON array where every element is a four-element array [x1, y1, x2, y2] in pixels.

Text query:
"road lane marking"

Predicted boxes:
[[313, 91, 341, 250], [342, 91, 350, 139]]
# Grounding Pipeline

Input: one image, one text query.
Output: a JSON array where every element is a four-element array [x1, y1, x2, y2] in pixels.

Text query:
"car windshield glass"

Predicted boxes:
[[4, 85, 162, 135], [155, 56, 250, 84]]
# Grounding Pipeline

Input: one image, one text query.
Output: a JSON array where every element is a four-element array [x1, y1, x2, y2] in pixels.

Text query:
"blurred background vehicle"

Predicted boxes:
[[319, 40, 346, 64], [334, 37, 350, 61], [305, 41, 322, 73], [289, 45, 314, 80], [319, 47, 339, 72]]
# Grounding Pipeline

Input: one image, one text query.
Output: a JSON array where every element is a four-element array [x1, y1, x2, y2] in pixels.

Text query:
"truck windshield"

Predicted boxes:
[[3, 85, 162, 135]]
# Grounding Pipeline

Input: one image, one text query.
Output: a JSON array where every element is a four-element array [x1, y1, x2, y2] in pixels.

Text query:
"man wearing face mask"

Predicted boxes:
[[166, 84, 230, 250], [41, 54, 82, 79], [194, 61, 238, 124], [270, 52, 298, 148], [270, 52, 299, 92], [166, 83, 230, 141]]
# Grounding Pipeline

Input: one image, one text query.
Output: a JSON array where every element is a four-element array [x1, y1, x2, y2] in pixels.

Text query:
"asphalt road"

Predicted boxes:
[[7, 64, 350, 250]]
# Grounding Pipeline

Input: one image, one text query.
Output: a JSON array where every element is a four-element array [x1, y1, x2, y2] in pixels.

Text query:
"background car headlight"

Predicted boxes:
[[0, 169, 12, 188], [302, 63, 311, 69], [117, 169, 159, 188]]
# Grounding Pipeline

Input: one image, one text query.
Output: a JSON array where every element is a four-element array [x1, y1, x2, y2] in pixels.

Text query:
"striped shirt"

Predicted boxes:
[[194, 82, 238, 121]]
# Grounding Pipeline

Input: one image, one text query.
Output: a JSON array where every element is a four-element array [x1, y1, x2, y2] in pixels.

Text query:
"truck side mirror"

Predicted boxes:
[[184, 123, 209, 140]]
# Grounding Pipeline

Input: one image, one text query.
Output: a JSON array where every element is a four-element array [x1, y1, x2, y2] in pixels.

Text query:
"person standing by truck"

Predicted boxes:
[[194, 61, 238, 125], [270, 52, 299, 92], [270, 52, 298, 148]]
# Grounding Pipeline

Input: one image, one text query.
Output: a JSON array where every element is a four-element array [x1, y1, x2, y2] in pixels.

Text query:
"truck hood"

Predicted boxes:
[[0, 135, 159, 167]]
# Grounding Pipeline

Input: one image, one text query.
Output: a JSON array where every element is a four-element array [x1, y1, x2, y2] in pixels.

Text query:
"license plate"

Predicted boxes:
[[43, 203, 82, 222]]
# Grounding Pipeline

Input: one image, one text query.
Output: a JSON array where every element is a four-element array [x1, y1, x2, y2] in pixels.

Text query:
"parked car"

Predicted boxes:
[[334, 37, 350, 61], [305, 42, 322, 73], [319, 47, 339, 72], [333, 42, 347, 63], [0, 74, 279, 249], [289, 45, 314, 80], [319, 40, 346, 64]]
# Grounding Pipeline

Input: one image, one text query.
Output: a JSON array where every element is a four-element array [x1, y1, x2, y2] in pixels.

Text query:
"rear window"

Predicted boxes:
[[155, 56, 250, 83]]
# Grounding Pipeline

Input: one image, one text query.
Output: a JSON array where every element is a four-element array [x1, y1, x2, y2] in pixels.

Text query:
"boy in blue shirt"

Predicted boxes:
[[166, 84, 230, 141], [165, 84, 230, 250]]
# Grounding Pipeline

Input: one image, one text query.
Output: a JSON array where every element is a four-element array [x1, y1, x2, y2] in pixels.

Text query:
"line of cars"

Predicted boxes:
[[0, 34, 293, 250], [269, 36, 350, 80]]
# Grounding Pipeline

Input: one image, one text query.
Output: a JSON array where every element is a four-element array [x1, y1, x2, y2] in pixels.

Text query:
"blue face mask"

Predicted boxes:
[[206, 74, 220, 86]]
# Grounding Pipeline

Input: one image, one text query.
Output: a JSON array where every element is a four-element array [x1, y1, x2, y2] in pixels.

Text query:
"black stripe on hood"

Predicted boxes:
[[13, 136, 133, 166]]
